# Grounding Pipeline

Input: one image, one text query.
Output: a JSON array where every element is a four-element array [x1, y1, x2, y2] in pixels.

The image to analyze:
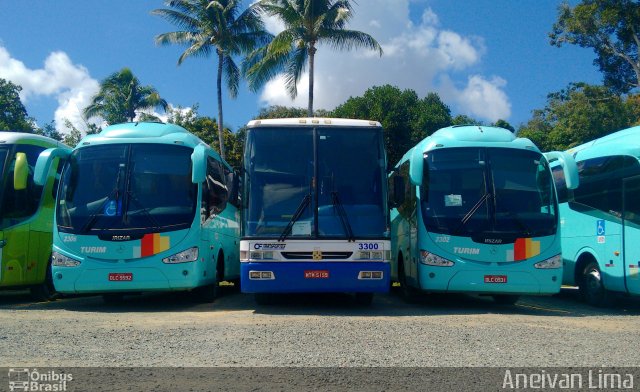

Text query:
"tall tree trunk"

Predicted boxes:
[[307, 44, 316, 117], [217, 51, 226, 160]]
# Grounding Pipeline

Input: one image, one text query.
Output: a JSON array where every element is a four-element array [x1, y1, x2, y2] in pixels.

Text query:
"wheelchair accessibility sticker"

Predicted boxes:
[[597, 220, 605, 236]]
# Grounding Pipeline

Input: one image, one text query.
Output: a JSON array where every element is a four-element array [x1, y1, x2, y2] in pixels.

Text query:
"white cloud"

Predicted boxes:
[[0, 46, 99, 133], [257, 1, 510, 122]]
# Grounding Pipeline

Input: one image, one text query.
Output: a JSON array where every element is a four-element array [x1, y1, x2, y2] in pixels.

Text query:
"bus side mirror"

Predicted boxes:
[[35, 147, 71, 186], [13, 152, 28, 191], [227, 171, 240, 207], [392, 176, 405, 206], [544, 151, 579, 190], [191, 145, 206, 184]]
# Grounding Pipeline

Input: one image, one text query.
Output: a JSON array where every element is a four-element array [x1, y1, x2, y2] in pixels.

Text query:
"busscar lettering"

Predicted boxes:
[[254, 243, 286, 250]]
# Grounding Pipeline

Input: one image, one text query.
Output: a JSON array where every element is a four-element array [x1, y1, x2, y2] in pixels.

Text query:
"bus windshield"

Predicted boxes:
[[243, 126, 387, 239], [422, 147, 557, 237], [57, 144, 197, 234]]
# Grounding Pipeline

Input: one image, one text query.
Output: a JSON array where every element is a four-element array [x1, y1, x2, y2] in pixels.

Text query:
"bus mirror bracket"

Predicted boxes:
[[392, 176, 405, 206], [228, 170, 240, 206], [409, 148, 423, 186], [34, 147, 71, 186], [543, 151, 579, 190], [191, 145, 207, 184], [13, 152, 28, 190]]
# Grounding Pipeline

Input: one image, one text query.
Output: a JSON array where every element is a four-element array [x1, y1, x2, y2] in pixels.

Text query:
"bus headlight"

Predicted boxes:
[[51, 252, 81, 267], [420, 250, 454, 267], [162, 247, 198, 264], [534, 254, 562, 269]]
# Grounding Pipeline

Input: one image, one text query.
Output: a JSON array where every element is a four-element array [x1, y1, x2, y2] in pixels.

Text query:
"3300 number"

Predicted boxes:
[[358, 243, 379, 250]]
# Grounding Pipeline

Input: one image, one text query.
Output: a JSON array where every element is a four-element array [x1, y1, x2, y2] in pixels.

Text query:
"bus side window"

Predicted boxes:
[[0, 144, 46, 222], [205, 157, 228, 217]]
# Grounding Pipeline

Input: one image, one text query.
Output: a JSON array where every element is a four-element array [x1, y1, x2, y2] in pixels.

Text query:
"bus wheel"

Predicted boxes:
[[581, 261, 609, 307], [354, 293, 374, 306], [493, 295, 519, 305], [30, 262, 57, 302], [102, 294, 124, 304]]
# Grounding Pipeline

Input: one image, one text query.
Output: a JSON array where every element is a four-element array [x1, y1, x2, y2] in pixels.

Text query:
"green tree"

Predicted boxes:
[[451, 114, 482, 126], [332, 85, 451, 165], [550, 0, 640, 93], [254, 105, 331, 119], [492, 119, 515, 133], [84, 68, 168, 125], [34, 122, 62, 141], [517, 83, 633, 151], [0, 78, 34, 132], [153, 0, 272, 160], [166, 105, 243, 167], [246, 0, 383, 116]]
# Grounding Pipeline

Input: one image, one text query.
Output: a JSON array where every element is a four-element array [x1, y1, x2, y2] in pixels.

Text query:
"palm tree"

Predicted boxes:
[[246, 0, 383, 116], [152, 0, 272, 160], [84, 68, 168, 125]]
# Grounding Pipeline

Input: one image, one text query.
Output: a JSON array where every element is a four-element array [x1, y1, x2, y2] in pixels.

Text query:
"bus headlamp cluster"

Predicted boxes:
[[534, 254, 562, 269], [51, 251, 81, 267], [162, 247, 198, 264], [358, 250, 383, 260], [244, 251, 274, 261], [420, 250, 454, 267]]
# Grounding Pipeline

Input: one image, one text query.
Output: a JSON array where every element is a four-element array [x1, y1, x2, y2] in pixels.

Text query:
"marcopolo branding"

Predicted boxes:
[[502, 369, 634, 390], [453, 247, 480, 255], [8, 368, 72, 391], [253, 243, 286, 250]]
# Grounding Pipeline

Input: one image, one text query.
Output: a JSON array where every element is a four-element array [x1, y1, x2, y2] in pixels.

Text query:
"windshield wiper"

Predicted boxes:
[[332, 191, 355, 242], [278, 194, 311, 242], [80, 165, 124, 233], [124, 190, 161, 232], [453, 193, 492, 234]]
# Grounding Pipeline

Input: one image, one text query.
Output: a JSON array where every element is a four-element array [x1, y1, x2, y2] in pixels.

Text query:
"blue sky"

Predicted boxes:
[[0, 0, 602, 134]]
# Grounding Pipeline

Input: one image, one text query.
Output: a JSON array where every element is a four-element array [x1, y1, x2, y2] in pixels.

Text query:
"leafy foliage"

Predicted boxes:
[[332, 85, 451, 165], [246, 0, 382, 115], [517, 83, 639, 151], [153, 0, 272, 159], [84, 68, 168, 125], [0, 78, 34, 132], [550, 0, 640, 93]]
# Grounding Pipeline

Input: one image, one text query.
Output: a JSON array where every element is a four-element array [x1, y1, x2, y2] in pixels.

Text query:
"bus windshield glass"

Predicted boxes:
[[422, 147, 556, 237], [57, 144, 197, 234], [243, 126, 387, 238]]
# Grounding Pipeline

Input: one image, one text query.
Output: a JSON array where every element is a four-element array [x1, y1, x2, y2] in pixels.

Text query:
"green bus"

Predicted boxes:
[[0, 132, 68, 300]]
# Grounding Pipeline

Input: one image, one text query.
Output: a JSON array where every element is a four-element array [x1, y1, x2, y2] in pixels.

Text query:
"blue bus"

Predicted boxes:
[[552, 126, 640, 306], [389, 125, 578, 304], [240, 118, 390, 305], [34, 122, 240, 302]]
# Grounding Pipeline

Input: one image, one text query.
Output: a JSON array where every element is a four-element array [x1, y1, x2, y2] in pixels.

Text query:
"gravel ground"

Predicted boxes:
[[0, 288, 639, 368]]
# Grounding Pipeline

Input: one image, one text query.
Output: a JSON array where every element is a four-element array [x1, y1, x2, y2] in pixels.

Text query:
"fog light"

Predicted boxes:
[[371, 271, 383, 279], [361, 271, 372, 279], [261, 271, 273, 279], [358, 271, 383, 280], [250, 271, 261, 279]]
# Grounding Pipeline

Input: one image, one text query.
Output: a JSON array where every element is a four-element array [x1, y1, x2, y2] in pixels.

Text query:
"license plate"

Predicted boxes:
[[304, 270, 329, 279], [484, 275, 507, 283], [108, 273, 133, 282]]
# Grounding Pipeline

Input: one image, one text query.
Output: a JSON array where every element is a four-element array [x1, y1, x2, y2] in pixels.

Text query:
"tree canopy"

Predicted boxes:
[[0, 78, 34, 132], [550, 0, 640, 93]]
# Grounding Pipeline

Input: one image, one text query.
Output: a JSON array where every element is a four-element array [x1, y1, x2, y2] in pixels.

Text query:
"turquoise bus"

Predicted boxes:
[[389, 125, 578, 304], [552, 126, 640, 306], [34, 122, 240, 302], [240, 118, 390, 305], [0, 132, 67, 300]]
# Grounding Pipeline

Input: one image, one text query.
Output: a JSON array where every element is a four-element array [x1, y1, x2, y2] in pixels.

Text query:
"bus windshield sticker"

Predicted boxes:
[[292, 221, 311, 236], [445, 194, 462, 207]]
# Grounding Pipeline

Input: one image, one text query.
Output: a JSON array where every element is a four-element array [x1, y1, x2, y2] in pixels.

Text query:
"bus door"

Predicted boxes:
[[622, 175, 640, 294]]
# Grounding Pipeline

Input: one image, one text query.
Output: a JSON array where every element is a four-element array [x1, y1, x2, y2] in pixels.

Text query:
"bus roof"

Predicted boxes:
[[0, 131, 66, 148], [246, 118, 381, 128], [397, 125, 539, 165], [566, 125, 640, 161]]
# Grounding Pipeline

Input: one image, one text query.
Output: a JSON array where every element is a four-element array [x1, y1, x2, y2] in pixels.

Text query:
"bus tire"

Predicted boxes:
[[580, 261, 609, 307], [493, 295, 519, 305], [398, 254, 417, 302], [30, 261, 57, 302], [354, 293, 374, 306]]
